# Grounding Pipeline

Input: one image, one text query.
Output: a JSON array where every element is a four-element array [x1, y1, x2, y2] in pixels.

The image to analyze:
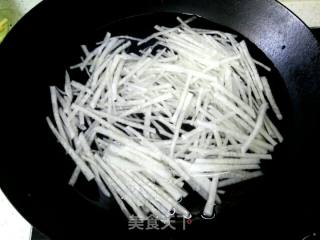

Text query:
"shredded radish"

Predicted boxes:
[[203, 177, 219, 217], [47, 16, 283, 222]]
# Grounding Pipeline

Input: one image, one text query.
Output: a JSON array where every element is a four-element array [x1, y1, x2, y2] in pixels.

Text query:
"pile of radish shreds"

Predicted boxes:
[[47, 17, 283, 222]]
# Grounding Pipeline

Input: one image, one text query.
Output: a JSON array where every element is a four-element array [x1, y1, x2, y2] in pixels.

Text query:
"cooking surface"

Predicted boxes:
[[29, 26, 320, 240], [0, 1, 319, 240]]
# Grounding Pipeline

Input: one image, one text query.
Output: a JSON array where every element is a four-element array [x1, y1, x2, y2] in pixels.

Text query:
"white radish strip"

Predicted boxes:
[[96, 127, 160, 158], [144, 107, 152, 138], [170, 93, 193, 157], [72, 105, 123, 135], [84, 121, 99, 145], [59, 108, 77, 140], [218, 171, 263, 188], [131, 175, 175, 218], [195, 158, 262, 165], [123, 126, 159, 152], [187, 177, 210, 200], [213, 92, 256, 127], [91, 164, 111, 197], [119, 93, 173, 117], [146, 83, 172, 92], [70, 81, 93, 95], [194, 171, 246, 179], [107, 144, 171, 179], [81, 45, 90, 56], [130, 173, 173, 214], [199, 107, 217, 123], [97, 155, 146, 211], [111, 166, 151, 208], [198, 110, 222, 147], [106, 154, 143, 172], [172, 177, 185, 188], [152, 102, 174, 118], [156, 177, 188, 201], [204, 132, 214, 148], [177, 161, 210, 198], [91, 41, 131, 89], [98, 171, 132, 219], [189, 148, 272, 159], [232, 114, 276, 146], [263, 116, 275, 137], [116, 35, 142, 41], [138, 20, 204, 47], [138, 28, 177, 46], [175, 138, 200, 159], [235, 57, 261, 101], [193, 87, 204, 122], [90, 55, 121, 109], [78, 112, 86, 130], [151, 120, 174, 139], [213, 128, 222, 147], [93, 109, 156, 134], [92, 38, 125, 72], [203, 177, 219, 217], [121, 127, 191, 181], [78, 133, 95, 160], [96, 163, 144, 219], [55, 92, 69, 111], [241, 103, 268, 153], [190, 164, 260, 173], [120, 58, 153, 85], [193, 176, 212, 194], [68, 167, 81, 186], [215, 112, 237, 124], [110, 59, 125, 103], [261, 76, 283, 120], [81, 35, 112, 70], [50, 87, 68, 141], [135, 172, 191, 218], [255, 127, 277, 147], [239, 41, 264, 91], [171, 74, 192, 123], [253, 60, 271, 72], [212, 84, 256, 119], [121, 171, 172, 221], [215, 194, 222, 205], [114, 99, 146, 107], [135, 49, 167, 78], [46, 117, 94, 181], [265, 115, 284, 143], [64, 71, 72, 100], [181, 128, 203, 141], [95, 32, 111, 46], [232, 72, 249, 104], [73, 44, 104, 71], [207, 106, 242, 134], [196, 121, 274, 151], [121, 148, 171, 179]]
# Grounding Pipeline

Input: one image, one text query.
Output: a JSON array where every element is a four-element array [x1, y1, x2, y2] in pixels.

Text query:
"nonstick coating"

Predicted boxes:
[[0, 0, 319, 239]]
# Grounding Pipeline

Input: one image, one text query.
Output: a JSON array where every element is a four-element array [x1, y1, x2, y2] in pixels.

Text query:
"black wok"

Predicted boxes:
[[0, 0, 319, 239]]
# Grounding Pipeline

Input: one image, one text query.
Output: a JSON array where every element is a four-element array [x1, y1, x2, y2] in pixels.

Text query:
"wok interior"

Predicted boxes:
[[58, 12, 292, 223]]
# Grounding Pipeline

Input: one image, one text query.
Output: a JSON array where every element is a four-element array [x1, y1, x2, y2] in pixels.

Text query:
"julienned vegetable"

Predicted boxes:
[[47, 16, 283, 222]]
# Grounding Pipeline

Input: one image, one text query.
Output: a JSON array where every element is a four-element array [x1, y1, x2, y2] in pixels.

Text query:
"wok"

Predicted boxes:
[[0, 0, 319, 239]]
